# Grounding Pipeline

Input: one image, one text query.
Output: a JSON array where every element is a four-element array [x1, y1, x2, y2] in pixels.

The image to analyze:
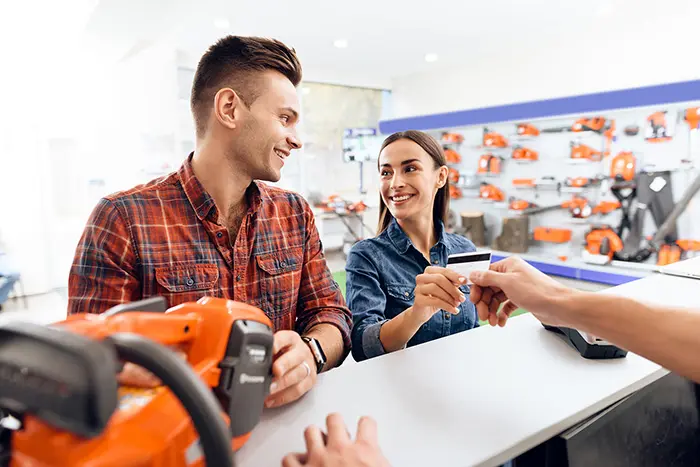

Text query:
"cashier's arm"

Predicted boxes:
[[469, 256, 700, 385]]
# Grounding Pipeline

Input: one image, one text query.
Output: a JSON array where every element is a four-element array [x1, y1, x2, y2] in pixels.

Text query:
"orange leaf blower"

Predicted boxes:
[[585, 226, 624, 259], [610, 151, 637, 182], [0, 296, 274, 466]]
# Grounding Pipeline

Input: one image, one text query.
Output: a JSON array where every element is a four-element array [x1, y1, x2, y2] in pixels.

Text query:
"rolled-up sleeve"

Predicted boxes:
[[346, 246, 391, 362], [295, 201, 353, 359]]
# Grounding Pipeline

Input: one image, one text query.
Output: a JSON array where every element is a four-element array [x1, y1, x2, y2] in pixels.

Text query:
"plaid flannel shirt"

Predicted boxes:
[[68, 155, 352, 354]]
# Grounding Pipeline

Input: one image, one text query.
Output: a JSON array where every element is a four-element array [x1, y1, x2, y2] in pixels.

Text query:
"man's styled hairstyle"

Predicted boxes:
[[190, 36, 302, 138]]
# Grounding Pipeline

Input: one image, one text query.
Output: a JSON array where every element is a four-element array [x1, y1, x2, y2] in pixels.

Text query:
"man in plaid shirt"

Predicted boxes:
[[68, 36, 352, 409]]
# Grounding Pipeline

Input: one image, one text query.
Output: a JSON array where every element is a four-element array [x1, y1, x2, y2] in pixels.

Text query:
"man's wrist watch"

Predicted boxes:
[[302, 336, 327, 374]]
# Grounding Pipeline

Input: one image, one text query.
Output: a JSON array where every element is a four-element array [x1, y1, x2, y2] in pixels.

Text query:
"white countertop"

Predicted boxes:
[[237, 262, 700, 466]]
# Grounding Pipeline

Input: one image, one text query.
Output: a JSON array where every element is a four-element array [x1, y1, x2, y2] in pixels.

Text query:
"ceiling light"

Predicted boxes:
[[214, 18, 230, 29], [425, 53, 438, 63], [333, 39, 348, 49]]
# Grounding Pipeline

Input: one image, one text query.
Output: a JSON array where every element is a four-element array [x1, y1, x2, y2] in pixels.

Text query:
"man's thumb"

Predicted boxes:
[[469, 269, 505, 287]]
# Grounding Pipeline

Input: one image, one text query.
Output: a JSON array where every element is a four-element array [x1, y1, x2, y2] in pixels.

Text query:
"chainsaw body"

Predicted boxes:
[[569, 143, 601, 162], [511, 147, 538, 161], [482, 128, 508, 148], [1, 297, 273, 467], [479, 183, 505, 202], [516, 123, 540, 137], [477, 154, 502, 174]]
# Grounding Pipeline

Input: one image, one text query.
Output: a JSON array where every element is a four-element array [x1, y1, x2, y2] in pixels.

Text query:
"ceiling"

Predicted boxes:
[[59, 0, 700, 89]]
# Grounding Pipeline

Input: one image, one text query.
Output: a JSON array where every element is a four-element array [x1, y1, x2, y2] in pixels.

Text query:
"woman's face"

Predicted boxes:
[[378, 139, 447, 223]]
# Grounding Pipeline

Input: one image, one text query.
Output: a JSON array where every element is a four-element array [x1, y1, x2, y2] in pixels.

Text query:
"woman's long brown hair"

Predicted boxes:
[[376, 130, 449, 235]]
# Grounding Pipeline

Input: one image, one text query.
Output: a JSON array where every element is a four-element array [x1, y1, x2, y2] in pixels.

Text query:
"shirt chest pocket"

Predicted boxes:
[[256, 248, 303, 319], [154, 263, 220, 306], [385, 284, 415, 319]]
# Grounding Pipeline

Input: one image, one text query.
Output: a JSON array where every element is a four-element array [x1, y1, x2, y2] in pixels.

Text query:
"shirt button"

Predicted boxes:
[[186, 278, 194, 287], [280, 261, 287, 267], [404, 291, 409, 297], [444, 311, 450, 318], [432, 259, 439, 265], [236, 274, 241, 282], [216, 232, 223, 238]]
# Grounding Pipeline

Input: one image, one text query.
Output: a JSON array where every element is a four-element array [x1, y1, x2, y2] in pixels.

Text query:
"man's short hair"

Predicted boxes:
[[190, 36, 302, 138]]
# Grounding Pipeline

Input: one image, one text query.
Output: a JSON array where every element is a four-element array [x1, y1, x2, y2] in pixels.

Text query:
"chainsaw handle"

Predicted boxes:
[[107, 333, 234, 467]]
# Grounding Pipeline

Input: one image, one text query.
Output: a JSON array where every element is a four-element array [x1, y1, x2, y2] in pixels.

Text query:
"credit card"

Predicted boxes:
[[447, 251, 492, 284]]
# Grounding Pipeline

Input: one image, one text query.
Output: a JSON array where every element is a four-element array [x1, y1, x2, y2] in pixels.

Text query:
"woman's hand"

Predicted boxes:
[[411, 266, 467, 324]]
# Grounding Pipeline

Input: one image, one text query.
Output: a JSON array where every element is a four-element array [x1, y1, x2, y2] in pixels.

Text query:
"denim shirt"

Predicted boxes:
[[346, 218, 480, 362]]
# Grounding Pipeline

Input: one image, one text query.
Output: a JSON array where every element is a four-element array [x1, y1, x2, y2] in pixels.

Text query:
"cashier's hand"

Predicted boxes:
[[281, 413, 391, 467], [468, 256, 577, 327], [412, 266, 467, 323], [265, 331, 317, 409]]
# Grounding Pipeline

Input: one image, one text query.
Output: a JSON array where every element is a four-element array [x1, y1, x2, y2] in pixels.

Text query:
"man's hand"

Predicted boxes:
[[265, 330, 317, 408], [281, 413, 390, 467], [117, 348, 187, 388], [412, 266, 467, 323], [469, 256, 578, 327]]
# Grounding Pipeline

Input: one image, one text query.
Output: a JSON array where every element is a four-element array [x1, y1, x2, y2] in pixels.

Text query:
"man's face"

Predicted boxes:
[[231, 70, 302, 182]]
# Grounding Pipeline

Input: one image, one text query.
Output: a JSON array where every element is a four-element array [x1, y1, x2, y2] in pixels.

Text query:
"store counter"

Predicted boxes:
[[489, 250, 659, 287], [237, 267, 699, 466]]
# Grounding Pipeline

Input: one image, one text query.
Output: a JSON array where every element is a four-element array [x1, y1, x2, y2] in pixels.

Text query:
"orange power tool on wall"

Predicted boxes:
[[569, 142, 602, 162], [479, 183, 505, 202], [0, 296, 274, 467]]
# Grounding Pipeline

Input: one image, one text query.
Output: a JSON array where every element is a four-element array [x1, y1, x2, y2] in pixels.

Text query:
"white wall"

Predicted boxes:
[[390, 24, 700, 120]]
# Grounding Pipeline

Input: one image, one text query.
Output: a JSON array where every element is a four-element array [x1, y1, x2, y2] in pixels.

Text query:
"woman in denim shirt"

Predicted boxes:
[[346, 130, 480, 362]]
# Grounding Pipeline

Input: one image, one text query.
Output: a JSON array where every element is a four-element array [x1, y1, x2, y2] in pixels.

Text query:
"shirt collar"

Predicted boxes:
[[387, 217, 449, 254], [178, 153, 268, 222], [387, 218, 412, 254]]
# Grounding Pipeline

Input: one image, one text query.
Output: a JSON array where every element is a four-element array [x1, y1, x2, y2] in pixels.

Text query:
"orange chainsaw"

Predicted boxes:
[[479, 183, 505, 202], [482, 128, 508, 148], [516, 123, 540, 137], [441, 132, 464, 143], [449, 185, 463, 199], [511, 146, 538, 161], [569, 142, 602, 162], [508, 198, 538, 211], [444, 148, 462, 164], [477, 154, 502, 174], [0, 296, 274, 467], [542, 117, 613, 134], [448, 167, 461, 184]]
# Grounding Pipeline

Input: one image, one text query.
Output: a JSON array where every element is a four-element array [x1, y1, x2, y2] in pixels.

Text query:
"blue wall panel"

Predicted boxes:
[[379, 79, 700, 134]]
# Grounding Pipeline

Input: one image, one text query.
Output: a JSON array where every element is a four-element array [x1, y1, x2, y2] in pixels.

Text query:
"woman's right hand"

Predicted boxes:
[[412, 266, 467, 323]]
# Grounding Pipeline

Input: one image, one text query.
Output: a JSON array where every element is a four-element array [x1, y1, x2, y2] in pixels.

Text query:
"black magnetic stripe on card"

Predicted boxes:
[[447, 253, 492, 264]]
